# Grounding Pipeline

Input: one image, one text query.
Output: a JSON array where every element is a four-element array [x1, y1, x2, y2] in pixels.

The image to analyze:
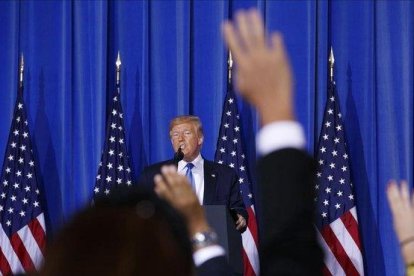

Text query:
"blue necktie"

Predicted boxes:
[[185, 163, 195, 191]]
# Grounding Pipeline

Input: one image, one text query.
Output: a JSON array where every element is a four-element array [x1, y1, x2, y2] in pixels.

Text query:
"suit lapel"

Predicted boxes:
[[203, 160, 217, 204]]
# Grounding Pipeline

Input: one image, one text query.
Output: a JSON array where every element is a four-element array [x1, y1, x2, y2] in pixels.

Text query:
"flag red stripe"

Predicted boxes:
[[247, 207, 259, 245], [0, 248, 12, 276], [10, 233, 35, 272], [242, 247, 256, 276], [340, 211, 362, 250], [320, 225, 360, 276], [28, 218, 46, 253], [322, 264, 333, 276]]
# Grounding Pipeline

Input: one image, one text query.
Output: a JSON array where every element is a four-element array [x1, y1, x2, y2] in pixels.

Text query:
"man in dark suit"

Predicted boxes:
[[157, 8, 324, 276], [155, 8, 323, 275], [139, 115, 247, 231]]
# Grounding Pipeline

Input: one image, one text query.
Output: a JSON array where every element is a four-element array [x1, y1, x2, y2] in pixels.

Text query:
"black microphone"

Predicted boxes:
[[173, 147, 184, 164]]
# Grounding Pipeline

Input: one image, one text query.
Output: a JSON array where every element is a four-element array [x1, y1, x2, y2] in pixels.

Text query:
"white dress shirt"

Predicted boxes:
[[256, 120, 306, 155], [177, 154, 205, 204]]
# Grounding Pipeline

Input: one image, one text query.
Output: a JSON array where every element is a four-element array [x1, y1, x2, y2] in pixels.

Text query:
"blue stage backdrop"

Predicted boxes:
[[0, 1, 412, 275]]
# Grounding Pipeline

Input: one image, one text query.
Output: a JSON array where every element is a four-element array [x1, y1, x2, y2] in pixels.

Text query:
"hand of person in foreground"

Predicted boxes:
[[154, 165, 210, 239], [222, 9, 294, 125], [386, 180, 414, 264]]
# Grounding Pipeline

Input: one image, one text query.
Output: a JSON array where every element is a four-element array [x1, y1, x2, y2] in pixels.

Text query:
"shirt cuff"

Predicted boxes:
[[193, 245, 226, 267], [256, 121, 306, 156]]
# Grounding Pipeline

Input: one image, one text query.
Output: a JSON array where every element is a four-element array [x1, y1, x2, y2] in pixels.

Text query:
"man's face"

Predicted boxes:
[[170, 122, 203, 162]]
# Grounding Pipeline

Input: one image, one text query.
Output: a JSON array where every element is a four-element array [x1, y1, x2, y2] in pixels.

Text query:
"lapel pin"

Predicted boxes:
[[211, 174, 216, 178]]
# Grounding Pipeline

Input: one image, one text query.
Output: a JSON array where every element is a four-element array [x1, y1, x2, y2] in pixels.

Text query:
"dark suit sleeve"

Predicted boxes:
[[138, 166, 156, 188], [137, 168, 150, 187], [138, 160, 174, 188], [195, 256, 232, 276], [138, 164, 161, 189], [257, 148, 323, 276], [228, 169, 248, 221]]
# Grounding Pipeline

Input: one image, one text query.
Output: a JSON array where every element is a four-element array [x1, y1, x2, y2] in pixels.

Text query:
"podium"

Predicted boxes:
[[203, 205, 243, 274]]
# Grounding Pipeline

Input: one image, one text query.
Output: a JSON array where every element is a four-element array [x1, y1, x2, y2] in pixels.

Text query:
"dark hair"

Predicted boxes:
[[40, 186, 193, 276]]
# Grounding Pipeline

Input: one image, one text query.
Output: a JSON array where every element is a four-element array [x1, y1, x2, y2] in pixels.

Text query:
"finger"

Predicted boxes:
[[236, 219, 246, 230], [406, 180, 414, 207], [401, 180, 411, 209], [235, 10, 255, 51], [168, 173, 191, 190], [271, 32, 288, 58], [235, 219, 243, 230], [399, 180, 414, 211], [161, 165, 180, 187], [154, 174, 171, 200], [412, 190, 414, 207], [248, 9, 265, 48], [387, 180, 403, 215], [222, 21, 244, 64]]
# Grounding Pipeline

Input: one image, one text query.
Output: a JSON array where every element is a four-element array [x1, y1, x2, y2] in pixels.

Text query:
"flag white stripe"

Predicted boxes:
[[242, 227, 259, 275], [0, 224, 24, 273], [17, 224, 43, 270], [330, 216, 364, 275], [37, 213, 46, 233], [317, 228, 346, 276], [350, 206, 358, 222]]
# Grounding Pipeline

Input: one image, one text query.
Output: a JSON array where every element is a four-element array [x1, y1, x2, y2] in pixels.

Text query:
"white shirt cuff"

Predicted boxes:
[[193, 245, 226, 266], [256, 121, 306, 156]]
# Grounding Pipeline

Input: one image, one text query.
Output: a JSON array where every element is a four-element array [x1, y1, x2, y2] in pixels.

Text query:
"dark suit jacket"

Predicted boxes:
[[196, 255, 232, 276], [257, 148, 323, 275], [138, 158, 248, 220]]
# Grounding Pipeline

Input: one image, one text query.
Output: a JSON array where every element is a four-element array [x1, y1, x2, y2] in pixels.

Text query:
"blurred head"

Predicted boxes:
[[40, 186, 193, 276], [169, 116, 204, 162]]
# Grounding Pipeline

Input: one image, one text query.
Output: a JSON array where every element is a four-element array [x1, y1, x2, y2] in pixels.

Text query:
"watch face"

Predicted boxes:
[[191, 230, 218, 247], [194, 232, 207, 242]]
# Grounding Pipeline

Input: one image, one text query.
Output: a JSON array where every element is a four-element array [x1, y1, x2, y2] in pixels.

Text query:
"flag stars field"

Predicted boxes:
[[314, 79, 363, 275], [214, 87, 259, 276], [93, 81, 133, 199], [0, 86, 47, 274]]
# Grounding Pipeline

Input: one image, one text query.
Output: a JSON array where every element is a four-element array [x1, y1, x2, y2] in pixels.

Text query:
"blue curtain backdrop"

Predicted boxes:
[[0, 0, 412, 275]]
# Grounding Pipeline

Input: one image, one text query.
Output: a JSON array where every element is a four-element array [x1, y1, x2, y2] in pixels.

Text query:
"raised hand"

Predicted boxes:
[[387, 180, 414, 264], [222, 9, 294, 125]]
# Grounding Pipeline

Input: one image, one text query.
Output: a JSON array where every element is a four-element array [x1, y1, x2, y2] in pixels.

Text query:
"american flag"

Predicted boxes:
[[315, 80, 364, 276], [0, 87, 46, 275], [93, 84, 132, 199], [214, 87, 259, 276]]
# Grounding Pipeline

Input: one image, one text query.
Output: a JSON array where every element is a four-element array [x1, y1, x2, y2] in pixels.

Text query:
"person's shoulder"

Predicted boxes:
[[204, 159, 237, 175], [143, 159, 174, 173]]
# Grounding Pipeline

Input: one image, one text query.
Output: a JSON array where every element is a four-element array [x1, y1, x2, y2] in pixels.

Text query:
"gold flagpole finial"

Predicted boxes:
[[19, 54, 24, 88], [329, 47, 335, 82], [228, 51, 233, 85], [116, 51, 121, 85]]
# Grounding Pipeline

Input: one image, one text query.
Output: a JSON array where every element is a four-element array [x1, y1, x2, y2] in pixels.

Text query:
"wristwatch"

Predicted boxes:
[[191, 230, 218, 250]]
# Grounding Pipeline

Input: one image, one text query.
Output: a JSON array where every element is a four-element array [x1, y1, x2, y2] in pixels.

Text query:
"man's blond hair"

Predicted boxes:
[[169, 115, 204, 137]]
